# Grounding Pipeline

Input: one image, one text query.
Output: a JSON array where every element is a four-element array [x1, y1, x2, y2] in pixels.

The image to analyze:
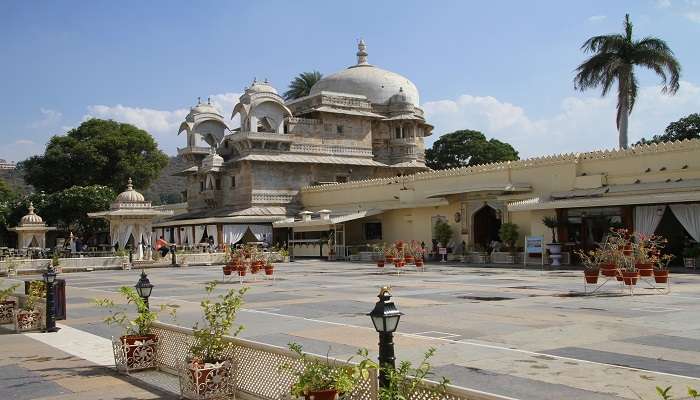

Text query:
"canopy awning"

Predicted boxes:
[[273, 209, 383, 229], [426, 183, 531, 199], [508, 191, 700, 211]]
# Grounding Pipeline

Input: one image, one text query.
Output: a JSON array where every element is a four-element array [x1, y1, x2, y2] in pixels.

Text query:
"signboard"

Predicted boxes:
[[525, 236, 544, 254], [438, 247, 447, 255]]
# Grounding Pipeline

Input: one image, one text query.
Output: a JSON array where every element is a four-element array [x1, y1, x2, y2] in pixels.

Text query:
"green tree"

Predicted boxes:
[[0, 179, 18, 245], [574, 14, 681, 149], [19, 119, 169, 193], [636, 113, 700, 145], [283, 71, 323, 101], [425, 130, 519, 170]]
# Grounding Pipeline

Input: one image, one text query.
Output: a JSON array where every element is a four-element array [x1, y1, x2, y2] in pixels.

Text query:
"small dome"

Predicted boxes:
[[115, 178, 145, 203], [189, 98, 222, 118], [309, 41, 419, 106], [20, 202, 44, 225], [246, 78, 278, 95]]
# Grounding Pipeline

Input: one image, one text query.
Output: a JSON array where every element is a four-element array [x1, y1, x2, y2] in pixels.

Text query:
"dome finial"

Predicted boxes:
[[197, 97, 201, 105], [357, 39, 368, 65], [127, 177, 133, 190], [28, 201, 35, 214], [207, 97, 211, 105]]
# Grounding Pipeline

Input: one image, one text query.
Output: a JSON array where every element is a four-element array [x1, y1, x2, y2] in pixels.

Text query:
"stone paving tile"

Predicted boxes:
[[623, 334, 700, 353], [432, 364, 625, 400], [542, 347, 700, 378], [0, 364, 72, 400], [248, 332, 361, 358]]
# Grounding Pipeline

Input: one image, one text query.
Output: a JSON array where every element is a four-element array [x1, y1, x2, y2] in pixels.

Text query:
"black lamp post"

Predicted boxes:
[[368, 286, 403, 389], [42, 265, 59, 333], [170, 244, 177, 266], [134, 269, 153, 309]]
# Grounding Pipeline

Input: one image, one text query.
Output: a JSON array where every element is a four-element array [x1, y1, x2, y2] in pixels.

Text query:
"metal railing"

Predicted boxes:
[[150, 321, 515, 400]]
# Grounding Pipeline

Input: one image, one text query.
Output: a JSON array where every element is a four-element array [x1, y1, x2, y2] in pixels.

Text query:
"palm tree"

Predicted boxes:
[[283, 71, 323, 101], [574, 14, 680, 149]]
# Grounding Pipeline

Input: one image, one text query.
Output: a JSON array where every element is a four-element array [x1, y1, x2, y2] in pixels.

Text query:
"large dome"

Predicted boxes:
[[309, 40, 419, 106]]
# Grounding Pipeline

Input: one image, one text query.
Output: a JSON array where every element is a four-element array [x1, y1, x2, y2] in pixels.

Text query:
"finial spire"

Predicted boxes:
[[207, 97, 211, 104], [28, 201, 34, 214], [356, 39, 368, 65], [197, 96, 201, 105], [127, 178, 133, 190]]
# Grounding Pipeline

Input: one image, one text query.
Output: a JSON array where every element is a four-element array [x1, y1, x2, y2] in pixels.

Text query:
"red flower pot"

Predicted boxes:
[[623, 244, 633, 257], [264, 265, 274, 275], [600, 263, 617, 277], [222, 266, 233, 276], [120, 334, 157, 369], [304, 389, 339, 400], [236, 267, 246, 277], [404, 256, 414, 264], [385, 256, 394, 263], [376, 260, 385, 268], [584, 269, 599, 284], [636, 263, 653, 277], [415, 259, 424, 267], [653, 269, 669, 283], [622, 271, 639, 285]]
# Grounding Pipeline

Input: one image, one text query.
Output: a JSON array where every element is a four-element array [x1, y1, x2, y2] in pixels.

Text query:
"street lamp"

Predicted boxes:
[[42, 265, 59, 333], [368, 286, 403, 389], [134, 269, 153, 309]]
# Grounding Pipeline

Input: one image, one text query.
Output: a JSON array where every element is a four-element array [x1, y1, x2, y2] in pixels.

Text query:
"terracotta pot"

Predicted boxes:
[[305, 389, 339, 400], [120, 334, 157, 369], [623, 244, 633, 257], [415, 259, 424, 267], [600, 263, 617, 277], [622, 271, 639, 285], [187, 359, 232, 397], [264, 265, 274, 275], [653, 269, 669, 283], [222, 266, 233, 276], [385, 256, 394, 263], [236, 267, 247, 277], [584, 269, 599, 284], [404, 256, 415, 264], [636, 263, 653, 277], [376, 260, 385, 268]]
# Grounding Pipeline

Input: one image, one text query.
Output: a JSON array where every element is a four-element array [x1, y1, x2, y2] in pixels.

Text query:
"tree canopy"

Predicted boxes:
[[283, 71, 323, 101], [425, 130, 519, 170], [574, 14, 681, 149], [636, 113, 700, 145], [19, 119, 169, 193], [7, 185, 115, 236]]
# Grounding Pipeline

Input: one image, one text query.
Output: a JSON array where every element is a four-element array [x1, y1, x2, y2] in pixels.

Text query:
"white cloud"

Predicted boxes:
[[83, 92, 241, 154], [656, 0, 672, 8], [684, 11, 700, 22], [28, 108, 62, 129], [587, 15, 607, 23], [423, 80, 700, 158], [14, 139, 34, 145]]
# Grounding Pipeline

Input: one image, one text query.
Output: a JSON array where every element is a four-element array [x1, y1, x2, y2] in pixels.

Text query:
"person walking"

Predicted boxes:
[[155, 236, 170, 257]]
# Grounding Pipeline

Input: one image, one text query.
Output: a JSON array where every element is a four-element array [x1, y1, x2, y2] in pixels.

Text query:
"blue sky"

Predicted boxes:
[[2, 0, 700, 162]]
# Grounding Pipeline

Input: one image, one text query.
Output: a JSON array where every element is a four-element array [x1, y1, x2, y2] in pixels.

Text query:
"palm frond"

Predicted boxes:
[[283, 71, 323, 101]]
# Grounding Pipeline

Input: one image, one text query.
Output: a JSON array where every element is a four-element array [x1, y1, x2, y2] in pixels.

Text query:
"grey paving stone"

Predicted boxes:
[[431, 364, 625, 400], [542, 347, 700, 378], [624, 334, 700, 353], [0, 364, 71, 400], [248, 332, 361, 358]]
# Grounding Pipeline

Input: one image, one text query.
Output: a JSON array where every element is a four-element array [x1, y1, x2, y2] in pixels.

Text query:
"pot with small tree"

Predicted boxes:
[[498, 223, 519, 264], [95, 287, 177, 373], [373, 347, 449, 400], [575, 248, 604, 284], [433, 221, 453, 260], [634, 234, 666, 277], [180, 282, 248, 399], [264, 250, 275, 276], [0, 281, 20, 324], [15, 281, 44, 332], [542, 216, 561, 255], [284, 343, 374, 400], [654, 254, 673, 284]]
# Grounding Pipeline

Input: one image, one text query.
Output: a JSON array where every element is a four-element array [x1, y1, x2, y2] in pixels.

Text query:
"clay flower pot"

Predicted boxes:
[[385, 255, 394, 264], [404, 255, 415, 264], [600, 263, 617, 277], [184, 359, 233, 398], [376, 260, 385, 268], [635, 263, 653, 277], [118, 334, 157, 370], [653, 269, 669, 283], [622, 271, 639, 286], [415, 259, 424, 267], [305, 389, 339, 400], [264, 265, 274, 275], [584, 268, 599, 284]]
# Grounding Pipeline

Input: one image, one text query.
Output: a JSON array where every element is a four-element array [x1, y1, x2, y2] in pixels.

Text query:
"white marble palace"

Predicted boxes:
[[153, 41, 432, 246]]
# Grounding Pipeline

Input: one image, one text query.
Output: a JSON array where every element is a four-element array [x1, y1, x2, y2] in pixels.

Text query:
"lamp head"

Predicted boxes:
[[367, 286, 403, 333], [134, 269, 153, 299]]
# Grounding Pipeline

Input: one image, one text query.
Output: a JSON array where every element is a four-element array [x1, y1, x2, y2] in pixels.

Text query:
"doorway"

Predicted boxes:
[[654, 207, 692, 265], [473, 206, 501, 251]]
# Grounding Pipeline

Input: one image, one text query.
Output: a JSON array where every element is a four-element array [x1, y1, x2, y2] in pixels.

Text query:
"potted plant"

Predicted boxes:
[[181, 282, 248, 399], [373, 347, 449, 400], [683, 245, 699, 269], [0, 281, 20, 325], [634, 234, 666, 277], [433, 221, 453, 256], [264, 251, 275, 276], [285, 343, 374, 400], [575, 249, 603, 284], [15, 281, 43, 332], [498, 223, 519, 256], [222, 251, 236, 276], [279, 248, 290, 263], [542, 216, 561, 256], [51, 253, 62, 273], [654, 254, 673, 283], [383, 245, 396, 264], [95, 286, 177, 372]]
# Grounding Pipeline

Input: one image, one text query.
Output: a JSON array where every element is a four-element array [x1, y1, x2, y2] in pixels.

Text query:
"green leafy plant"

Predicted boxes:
[[433, 219, 453, 248], [189, 282, 248, 364], [51, 254, 60, 267], [284, 343, 374, 397], [650, 385, 698, 399], [95, 286, 177, 337], [0, 281, 20, 302], [499, 223, 519, 252], [542, 216, 559, 243], [377, 347, 449, 400]]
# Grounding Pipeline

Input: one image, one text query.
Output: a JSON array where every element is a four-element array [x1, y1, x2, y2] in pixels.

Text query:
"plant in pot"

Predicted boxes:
[[374, 347, 449, 400], [409, 240, 426, 268], [653, 254, 673, 284], [95, 286, 177, 372], [222, 250, 236, 276], [264, 251, 275, 276], [404, 241, 416, 265], [683, 245, 700, 269], [15, 281, 44, 332], [433, 221, 453, 256], [383, 244, 396, 265], [634, 234, 667, 277], [575, 248, 604, 284], [373, 243, 386, 267], [284, 343, 374, 400], [498, 223, 519, 260], [279, 247, 290, 263], [542, 216, 561, 256], [0, 281, 20, 324], [182, 282, 248, 399]]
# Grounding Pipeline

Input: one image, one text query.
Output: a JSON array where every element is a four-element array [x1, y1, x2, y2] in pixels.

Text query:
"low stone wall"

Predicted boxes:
[[0, 256, 126, 275]]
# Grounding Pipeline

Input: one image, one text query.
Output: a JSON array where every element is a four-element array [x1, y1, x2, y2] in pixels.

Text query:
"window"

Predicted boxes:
[[231, 176, 236, 188], [337, 125, 344, 134], [335, 175, 348, 183], [364, 222, 382, 241]]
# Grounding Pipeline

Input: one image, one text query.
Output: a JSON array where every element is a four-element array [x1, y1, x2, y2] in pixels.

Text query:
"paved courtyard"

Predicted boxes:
[[3, 260, 700, 399]]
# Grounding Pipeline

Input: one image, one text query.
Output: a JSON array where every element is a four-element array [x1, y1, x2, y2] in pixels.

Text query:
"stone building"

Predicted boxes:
[[154, 41, 432, 246]]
